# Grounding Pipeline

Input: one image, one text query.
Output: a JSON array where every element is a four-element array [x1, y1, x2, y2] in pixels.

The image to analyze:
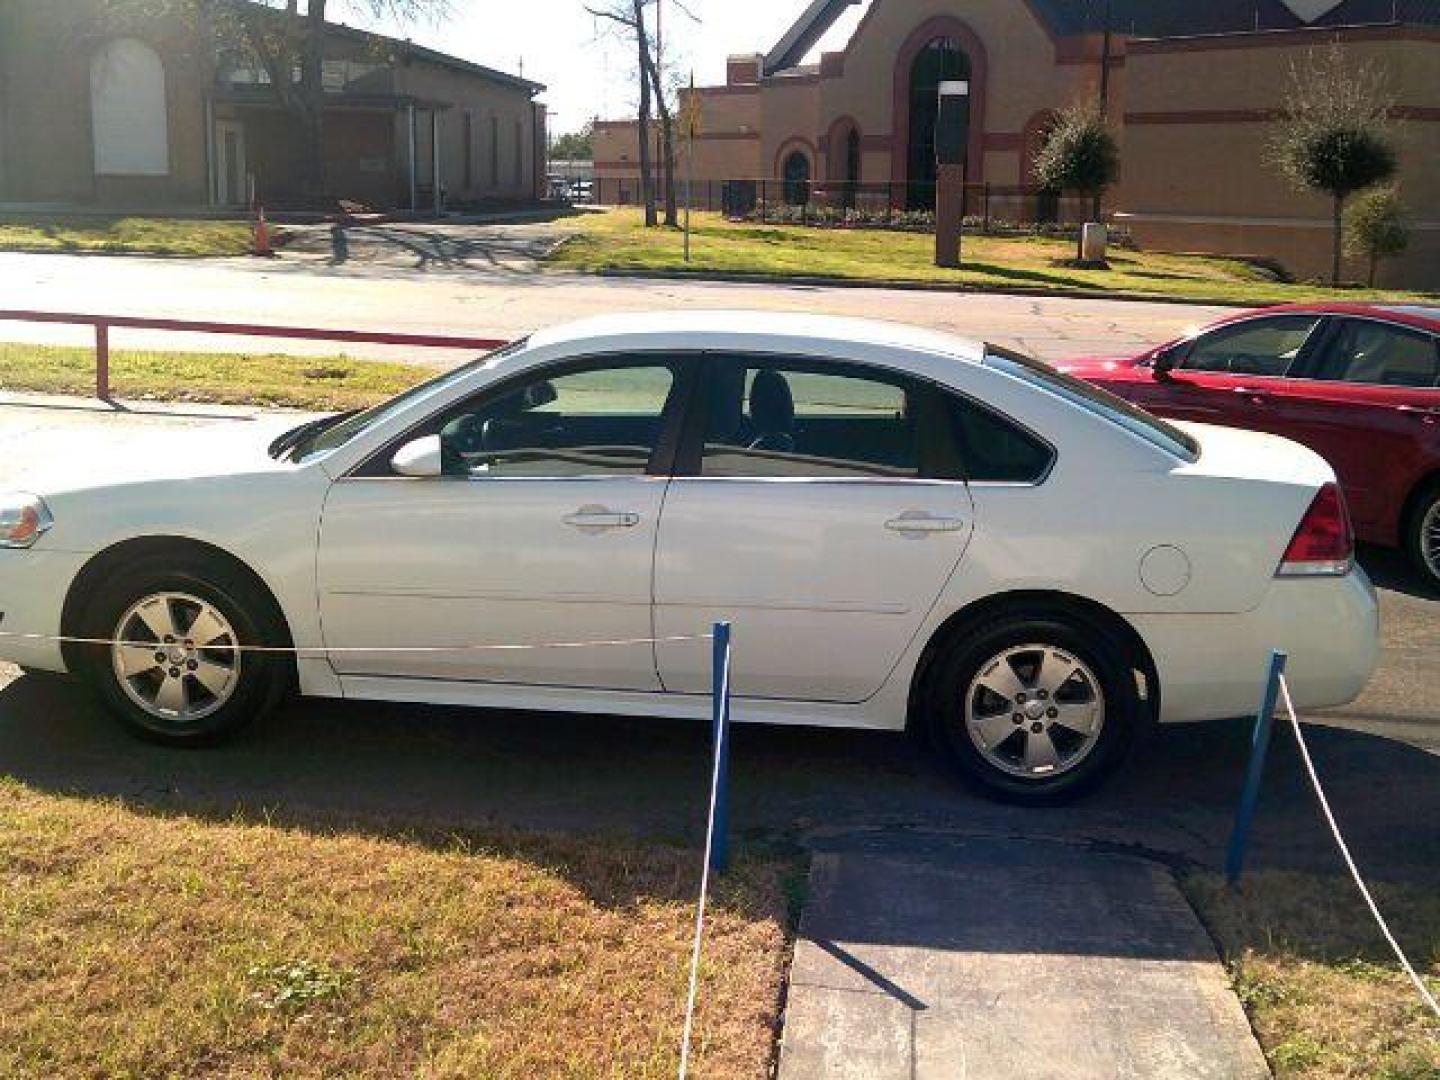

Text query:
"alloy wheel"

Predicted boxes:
[[110, 592, 242, 723], [1423, 497, 1440, 583], [964, 644, 1106, 779]]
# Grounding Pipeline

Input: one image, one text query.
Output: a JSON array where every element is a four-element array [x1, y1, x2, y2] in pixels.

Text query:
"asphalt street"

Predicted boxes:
[[0, 245, 1226, 368]]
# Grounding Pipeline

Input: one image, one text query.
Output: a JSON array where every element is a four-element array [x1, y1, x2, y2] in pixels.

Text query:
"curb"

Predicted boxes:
[[585, 266, 1256, 308]]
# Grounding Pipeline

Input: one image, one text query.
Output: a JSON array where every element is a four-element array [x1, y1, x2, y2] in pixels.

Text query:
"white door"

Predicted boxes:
[[215, 119, 247, 206], [654, 358, 975, 702], [317, 359, 685, 690]]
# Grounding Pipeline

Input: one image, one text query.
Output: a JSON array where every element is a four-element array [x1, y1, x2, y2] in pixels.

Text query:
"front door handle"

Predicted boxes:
[[564, 507, 640, 530], [885, 513, 965, 534]]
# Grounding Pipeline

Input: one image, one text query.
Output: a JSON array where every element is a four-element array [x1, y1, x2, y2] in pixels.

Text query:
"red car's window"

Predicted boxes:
[[1310, 320, 1440, 388], [1180, 316, 1322, 377]]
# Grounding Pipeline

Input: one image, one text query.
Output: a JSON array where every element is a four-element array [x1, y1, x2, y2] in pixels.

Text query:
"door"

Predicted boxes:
[[1128, 313, 1327, 426], [1265, 317, 1440, 529], [653, 356, 975, 703], [316, 357, 688, 690], [215, 119, 247, 207]]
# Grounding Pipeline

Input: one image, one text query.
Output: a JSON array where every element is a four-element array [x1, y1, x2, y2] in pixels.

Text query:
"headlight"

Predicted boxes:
[[0, 493, 54, 548]]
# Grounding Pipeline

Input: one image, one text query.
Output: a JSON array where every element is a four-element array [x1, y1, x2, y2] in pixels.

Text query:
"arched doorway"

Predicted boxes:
[[782, 150, 811, 206], [906, 37, 970, 209]]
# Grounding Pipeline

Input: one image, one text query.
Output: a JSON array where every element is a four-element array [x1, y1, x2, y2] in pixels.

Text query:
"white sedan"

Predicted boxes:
[[0, 313, 1379, 802]]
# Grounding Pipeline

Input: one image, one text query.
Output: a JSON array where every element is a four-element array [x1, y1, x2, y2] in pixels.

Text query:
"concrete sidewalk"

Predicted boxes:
[[779, 835, 1268, 1080]]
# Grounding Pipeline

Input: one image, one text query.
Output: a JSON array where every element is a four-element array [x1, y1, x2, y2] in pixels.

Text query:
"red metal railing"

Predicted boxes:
[[0, 310, 511, 400]]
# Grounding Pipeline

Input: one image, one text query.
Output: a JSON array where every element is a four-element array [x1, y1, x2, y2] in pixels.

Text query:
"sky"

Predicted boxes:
[[360, 0, 870, 136]]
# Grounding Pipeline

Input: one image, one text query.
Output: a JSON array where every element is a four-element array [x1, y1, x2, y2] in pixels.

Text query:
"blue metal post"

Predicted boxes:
[[710, 621, 733, 873], [1225, 650, 1288, 886]]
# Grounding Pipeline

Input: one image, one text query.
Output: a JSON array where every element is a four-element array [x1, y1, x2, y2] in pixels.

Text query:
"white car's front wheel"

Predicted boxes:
[[80, 554, 292, 745], [926, 613, 1141, 804]]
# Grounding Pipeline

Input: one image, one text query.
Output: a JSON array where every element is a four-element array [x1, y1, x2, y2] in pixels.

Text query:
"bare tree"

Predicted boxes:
[[588, 0, 681, 227]]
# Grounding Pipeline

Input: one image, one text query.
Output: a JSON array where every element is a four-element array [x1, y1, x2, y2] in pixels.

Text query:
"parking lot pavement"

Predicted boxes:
[[0, 393, 1436, 887]]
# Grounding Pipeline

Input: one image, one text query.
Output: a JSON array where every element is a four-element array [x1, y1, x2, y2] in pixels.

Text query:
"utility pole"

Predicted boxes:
[[1094, 0, 1112, 223]]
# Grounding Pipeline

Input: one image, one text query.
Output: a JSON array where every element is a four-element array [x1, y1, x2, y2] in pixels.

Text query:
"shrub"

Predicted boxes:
[[1344, 187, 1410, 287]]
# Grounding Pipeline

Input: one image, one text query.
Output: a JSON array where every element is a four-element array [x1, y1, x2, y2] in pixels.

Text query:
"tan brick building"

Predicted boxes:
[[0, 0, 547, 211], [594, 0, 1440, 287]]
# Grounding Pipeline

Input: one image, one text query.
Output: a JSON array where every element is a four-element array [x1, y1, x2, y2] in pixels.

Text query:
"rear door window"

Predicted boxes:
[[1309, 319, 1440, 388], [698, 360, 923, 479]]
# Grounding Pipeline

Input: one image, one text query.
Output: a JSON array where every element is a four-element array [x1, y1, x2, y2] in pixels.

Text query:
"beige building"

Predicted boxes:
[[0, 0, 547, 212], [594, 0, 1440, 287]]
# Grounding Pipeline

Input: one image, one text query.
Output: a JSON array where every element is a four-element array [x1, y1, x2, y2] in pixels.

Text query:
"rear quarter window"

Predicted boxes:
[[985, 346, 1200, 462], [943, 393, 1054, 483]]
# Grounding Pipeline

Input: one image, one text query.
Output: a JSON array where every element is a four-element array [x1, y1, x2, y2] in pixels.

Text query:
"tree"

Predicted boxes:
[[587, 1, 658, 225], [1032, 103, 1119, 261], [1345, 187, 1410, 288], [1270, 43, 1397, 286], [550, 124, 595, 162], [587, 0, 692, 228], [93, 0, 450, 201]]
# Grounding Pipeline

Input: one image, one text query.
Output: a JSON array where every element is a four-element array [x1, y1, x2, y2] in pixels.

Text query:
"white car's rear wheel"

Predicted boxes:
[[81, 555, 291, 745], [927, 614, 1139, 804]]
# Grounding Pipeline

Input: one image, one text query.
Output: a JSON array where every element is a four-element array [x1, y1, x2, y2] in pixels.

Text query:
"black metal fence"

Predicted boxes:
[[588, 177, 1097, 232]]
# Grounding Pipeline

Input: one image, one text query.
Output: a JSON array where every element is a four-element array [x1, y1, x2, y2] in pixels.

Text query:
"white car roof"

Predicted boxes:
[[526, 310, 988, 363]]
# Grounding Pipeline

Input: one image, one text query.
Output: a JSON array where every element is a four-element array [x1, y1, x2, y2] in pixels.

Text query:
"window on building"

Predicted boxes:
[[463, 113, 474, 191], [782, 151, 811, 206], [514, 119, 523, 188], [90, 38, 170, 176], [906, 37, 969, 209], [490, 115, 500, 188]]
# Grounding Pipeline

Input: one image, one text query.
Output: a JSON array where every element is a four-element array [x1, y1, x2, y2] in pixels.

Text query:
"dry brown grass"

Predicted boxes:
[[1184, 871, 1440, 1079], [0, 778, 794, 1078]]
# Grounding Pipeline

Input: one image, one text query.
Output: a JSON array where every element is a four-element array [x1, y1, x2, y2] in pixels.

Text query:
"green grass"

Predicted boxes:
[[550, 210, 1438, 306], [0, 217, 266, 257], [0, 342, 427, 410], [1184, 871, 1440, 1079], [0, 778, 792, 1078]]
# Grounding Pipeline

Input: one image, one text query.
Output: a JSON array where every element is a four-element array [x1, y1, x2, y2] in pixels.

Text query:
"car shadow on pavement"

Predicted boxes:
[[2, 670, 1438, 892], [1359, 543, 1440, 602]]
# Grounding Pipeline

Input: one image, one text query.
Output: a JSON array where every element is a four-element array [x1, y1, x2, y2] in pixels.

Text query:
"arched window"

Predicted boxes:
[[91, 38, 169, 176], [906, 38, 969, 209], [782, 151, 811, 206], [844, 127, 862, 209]]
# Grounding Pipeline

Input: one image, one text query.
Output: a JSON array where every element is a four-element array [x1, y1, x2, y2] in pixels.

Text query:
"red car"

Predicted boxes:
[[1062, 304, 1440, 588]]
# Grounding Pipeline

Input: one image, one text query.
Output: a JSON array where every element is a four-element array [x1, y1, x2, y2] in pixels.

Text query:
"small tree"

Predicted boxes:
[[1270, 44, 1397, 286], [1032, 103, 1119, 261], [1345, 187, 1410, 288]]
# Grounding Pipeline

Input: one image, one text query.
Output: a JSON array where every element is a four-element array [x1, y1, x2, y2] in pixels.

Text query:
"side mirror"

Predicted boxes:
[[391, 434, 444, 478], [1152, 348, 1180, 380]]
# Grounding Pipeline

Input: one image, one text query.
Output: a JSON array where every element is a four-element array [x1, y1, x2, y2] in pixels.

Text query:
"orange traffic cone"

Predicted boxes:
[[252, 204, 274, 257]]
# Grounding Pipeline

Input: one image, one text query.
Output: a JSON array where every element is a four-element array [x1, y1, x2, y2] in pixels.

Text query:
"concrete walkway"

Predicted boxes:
[[779, 835, 1269, 1080]]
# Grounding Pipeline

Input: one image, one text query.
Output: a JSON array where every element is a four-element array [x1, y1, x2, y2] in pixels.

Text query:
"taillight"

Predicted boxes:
[[1277, 482, 1353, 577]]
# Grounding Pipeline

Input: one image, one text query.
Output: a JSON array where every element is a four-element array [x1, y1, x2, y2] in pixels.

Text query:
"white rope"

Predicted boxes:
[[678, 645, 730, 1080], [0, 629, 711, 655], [1277, 675, 1440, 1021]]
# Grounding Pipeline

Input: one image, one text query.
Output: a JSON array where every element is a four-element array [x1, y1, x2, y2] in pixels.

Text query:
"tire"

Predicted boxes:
[[78, 554, 292, 746], [1404, 480, 1440, 594], [924, 613, 1141, 805]]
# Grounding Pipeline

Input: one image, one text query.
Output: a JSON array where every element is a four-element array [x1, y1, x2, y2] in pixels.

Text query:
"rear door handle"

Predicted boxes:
[[564, 508, 640, 530], [1232, 386, 1270, 405], [885, 514, 965, 534]]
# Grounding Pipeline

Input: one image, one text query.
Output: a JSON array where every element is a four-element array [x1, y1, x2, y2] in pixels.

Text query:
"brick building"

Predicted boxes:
[[594, 0, 1440, 287], [0, 0, 547, 211]]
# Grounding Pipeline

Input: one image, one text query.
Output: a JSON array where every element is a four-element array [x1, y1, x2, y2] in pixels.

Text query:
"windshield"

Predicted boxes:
[[284, 339, 529, 462], [985, 345, 1201, 462]]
